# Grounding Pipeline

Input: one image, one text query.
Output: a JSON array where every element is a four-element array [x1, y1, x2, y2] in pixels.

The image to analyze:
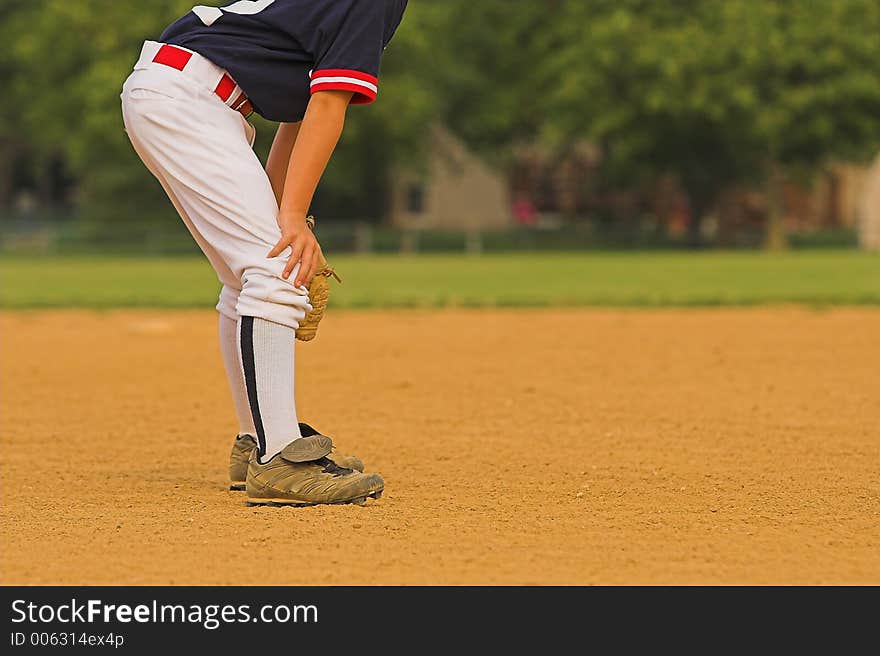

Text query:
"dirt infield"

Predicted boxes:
[[1, 308, 878, 584]]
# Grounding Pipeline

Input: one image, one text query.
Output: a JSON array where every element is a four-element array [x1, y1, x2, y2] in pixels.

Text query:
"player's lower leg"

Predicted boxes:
[[237, 316, 303, 462], [236, 315, 382, 505], [226, 314, 362, 489], [220, 312, 260, 490], [219, 312, 257, 437]]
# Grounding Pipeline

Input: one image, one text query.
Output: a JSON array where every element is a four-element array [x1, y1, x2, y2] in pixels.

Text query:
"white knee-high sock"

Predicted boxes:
[[238, 316, 302, 463], [218, 313, 257, 437]]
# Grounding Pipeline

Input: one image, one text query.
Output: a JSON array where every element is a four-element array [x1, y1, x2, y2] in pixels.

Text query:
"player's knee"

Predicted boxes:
[[236, 265, 311, 330]]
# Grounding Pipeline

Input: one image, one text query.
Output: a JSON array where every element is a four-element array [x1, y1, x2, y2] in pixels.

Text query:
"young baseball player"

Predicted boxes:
[[121, 0, 407, 506]]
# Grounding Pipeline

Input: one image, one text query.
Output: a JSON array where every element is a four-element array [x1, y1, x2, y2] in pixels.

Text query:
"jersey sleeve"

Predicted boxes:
[[309, 0, 386, 104]]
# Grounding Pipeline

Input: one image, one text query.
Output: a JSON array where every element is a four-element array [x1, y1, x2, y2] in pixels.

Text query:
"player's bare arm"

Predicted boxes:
[[265, 121, 301, 204], [268, 89, 355, 285]]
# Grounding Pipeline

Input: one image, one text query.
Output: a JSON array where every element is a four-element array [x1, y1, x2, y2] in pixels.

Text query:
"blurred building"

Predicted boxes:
[[389, 125, 511, 231], [854, 155, 880, 251], [766, 159, 878, 249]]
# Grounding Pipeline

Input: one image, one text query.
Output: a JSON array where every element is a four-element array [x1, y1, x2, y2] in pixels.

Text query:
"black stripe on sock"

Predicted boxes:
[[239, 316, 267, 462]]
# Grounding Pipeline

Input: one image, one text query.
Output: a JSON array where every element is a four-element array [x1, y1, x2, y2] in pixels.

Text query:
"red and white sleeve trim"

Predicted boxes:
[[310, 69, 378, 104]]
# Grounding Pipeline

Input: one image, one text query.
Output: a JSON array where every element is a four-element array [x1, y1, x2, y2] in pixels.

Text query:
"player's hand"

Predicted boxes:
[[267, 210, 323, 287]]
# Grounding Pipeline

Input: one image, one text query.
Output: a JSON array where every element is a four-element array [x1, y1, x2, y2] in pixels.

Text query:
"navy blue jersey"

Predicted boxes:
[[160, 0, 407, 122]]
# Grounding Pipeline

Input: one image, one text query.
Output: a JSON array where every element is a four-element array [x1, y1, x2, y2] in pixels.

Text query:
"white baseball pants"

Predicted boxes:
[[120, 41, 311, 329]]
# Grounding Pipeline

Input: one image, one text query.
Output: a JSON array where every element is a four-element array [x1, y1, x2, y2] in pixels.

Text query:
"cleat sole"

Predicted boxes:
[[245, 488, 383, 508], [229, 482, 246, 491]]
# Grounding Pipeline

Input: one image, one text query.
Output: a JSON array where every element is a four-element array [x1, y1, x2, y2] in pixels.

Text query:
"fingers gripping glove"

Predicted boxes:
[[295, 216, 341, 342]]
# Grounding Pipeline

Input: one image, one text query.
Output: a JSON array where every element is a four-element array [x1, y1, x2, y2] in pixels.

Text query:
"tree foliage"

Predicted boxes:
[[547, 0, 880, 225], [2, 0, 879, 226]]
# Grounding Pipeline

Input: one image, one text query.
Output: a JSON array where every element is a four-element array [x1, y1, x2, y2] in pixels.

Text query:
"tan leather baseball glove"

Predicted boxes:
[[295, 216, 341, 342]]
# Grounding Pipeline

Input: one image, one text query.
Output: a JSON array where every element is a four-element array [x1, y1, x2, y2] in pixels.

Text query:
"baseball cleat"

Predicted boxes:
[[245, 446, 384, 507], [299, 422, 366, 472], [229, 433, 257, 491], [228, 423, 364, 491]]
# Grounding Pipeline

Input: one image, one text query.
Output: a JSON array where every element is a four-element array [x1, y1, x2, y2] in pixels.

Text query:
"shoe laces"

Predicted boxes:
[[316, 457, 354, 477]]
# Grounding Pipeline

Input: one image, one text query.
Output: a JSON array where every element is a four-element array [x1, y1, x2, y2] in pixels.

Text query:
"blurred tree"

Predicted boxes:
[[2, 0, 194, 222], [747, 0, 880, 247], [311, 1, 440, 220], [2, 0, 878, 236], [427, 0, 563, 161], [543, 0, 880, 245]]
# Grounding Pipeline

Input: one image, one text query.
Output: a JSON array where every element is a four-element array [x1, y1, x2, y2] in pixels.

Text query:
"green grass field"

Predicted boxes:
[[1, 251, 878, 309]]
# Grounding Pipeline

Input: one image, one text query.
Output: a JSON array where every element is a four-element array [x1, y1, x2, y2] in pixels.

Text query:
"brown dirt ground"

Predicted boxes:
[[1, 308, 878, 585]]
